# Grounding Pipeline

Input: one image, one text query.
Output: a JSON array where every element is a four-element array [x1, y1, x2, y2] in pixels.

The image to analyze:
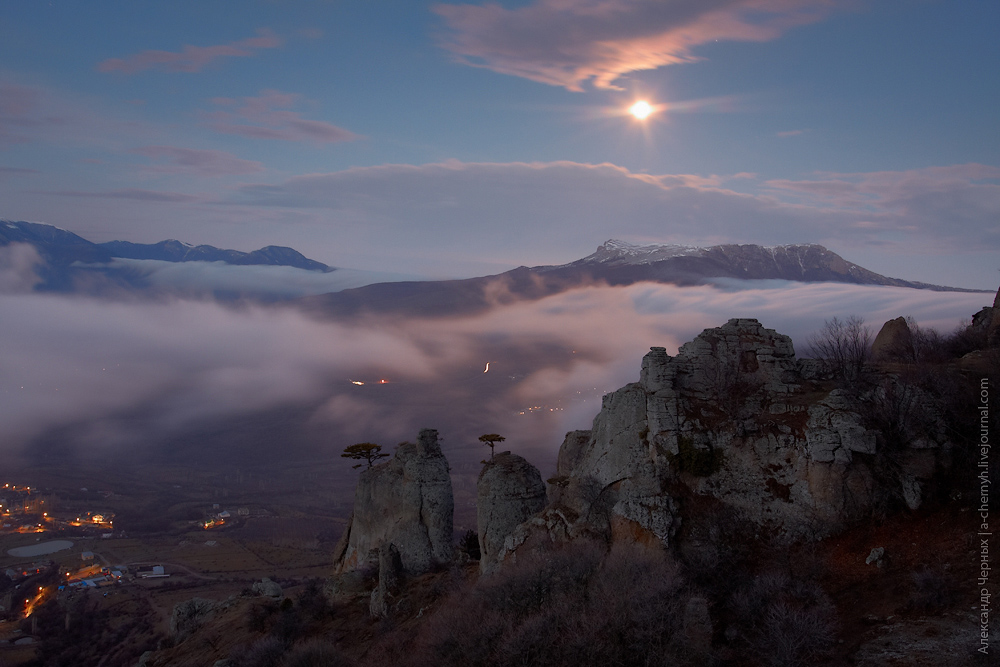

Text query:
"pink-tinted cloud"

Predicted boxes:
[[133, 145, 264, 176], [46, 188, 205, 203], [97, 29, 282, 74], [0, 166, 39, 178], [0, 82, 58, 146], [434, 0, 839, 90], [0, 78, 161, 150], [202, 90, 357, 144], [766, 164, 1000, 247]]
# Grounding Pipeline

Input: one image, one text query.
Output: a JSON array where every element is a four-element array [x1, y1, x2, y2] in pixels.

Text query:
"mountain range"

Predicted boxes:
[[300, 238, 987, 319], [1, 220, 987, 307], [0, 219, 332, 293]]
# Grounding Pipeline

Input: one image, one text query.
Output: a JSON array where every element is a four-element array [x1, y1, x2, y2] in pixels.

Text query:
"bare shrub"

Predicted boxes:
[[230, 636, 287, 667], [909, 566, 954, 612], [805, 315, 873, 386], [380, 539, 693, 667], [281, 638, 354, 667], [728, 569, 837, 667]]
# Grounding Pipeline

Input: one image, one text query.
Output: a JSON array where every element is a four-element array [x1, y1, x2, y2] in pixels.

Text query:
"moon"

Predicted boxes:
[[629, 100, 652, 120]]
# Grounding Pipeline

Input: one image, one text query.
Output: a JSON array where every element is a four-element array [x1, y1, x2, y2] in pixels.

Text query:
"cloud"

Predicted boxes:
[[133, 145, 264, 176], [2, 280, 987, 468], [433, 0, 838, 90], [232, 160, 999, 281], [0, 77, 159, 150], [97, 29, 282, 74], [0, 243, 44, 293], [202, 90, 358, 144], [765, 164, 1000, 250], [0, 166, 39, 179], [93, 258, 419, 299], [46, 188, 206, 203]]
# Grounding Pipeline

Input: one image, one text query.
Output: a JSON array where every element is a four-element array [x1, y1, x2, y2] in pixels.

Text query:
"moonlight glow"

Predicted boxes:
[[629, 100, 653, 119]]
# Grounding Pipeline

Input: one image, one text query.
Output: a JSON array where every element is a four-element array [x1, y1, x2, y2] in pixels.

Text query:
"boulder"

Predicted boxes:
[[252, 577, 282, 598], [871, 317, 915, 362], [477, 452, 547, 573], [169, 597, 217, 639], [335, 428, 454, 575]]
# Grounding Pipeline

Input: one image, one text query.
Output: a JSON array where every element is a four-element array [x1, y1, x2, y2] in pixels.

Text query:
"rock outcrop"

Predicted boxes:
[[334, 428, 454, 575], [476, 452, 547, 573], [505, 319, 953, 558], [251, 578, 282, 598], [871, 316, 915, 362], [170, 598, 218, 640]]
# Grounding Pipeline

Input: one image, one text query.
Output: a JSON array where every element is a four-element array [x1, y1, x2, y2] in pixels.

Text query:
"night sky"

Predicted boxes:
[[1, 2, 997, 467], [0, 0, 996, 287]]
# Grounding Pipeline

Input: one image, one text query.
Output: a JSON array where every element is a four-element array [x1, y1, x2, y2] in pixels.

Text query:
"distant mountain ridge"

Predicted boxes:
[[554, 239, 952, 289], [300, 239, 986, 319], [0, 219, 334, 293], [1, 220, 332, 272]]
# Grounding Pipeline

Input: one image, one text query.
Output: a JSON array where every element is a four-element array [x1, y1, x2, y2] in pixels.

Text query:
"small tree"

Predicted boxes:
[[478, 433, 505, 462], [806, 315, 873, 387], [341, 442, 388, 469]]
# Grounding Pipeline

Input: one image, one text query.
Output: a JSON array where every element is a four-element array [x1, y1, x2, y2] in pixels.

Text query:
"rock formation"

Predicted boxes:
[[251, 578, 282, 598], [170, 598, 218, 640], [334, 428, 453, 575], [871, 316, 915, 362], [476, 452, 547, 574], [503, 319, 953, 560]]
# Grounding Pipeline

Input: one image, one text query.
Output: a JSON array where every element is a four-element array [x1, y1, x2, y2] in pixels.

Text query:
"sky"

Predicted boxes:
[[0, 0, 997, 288]]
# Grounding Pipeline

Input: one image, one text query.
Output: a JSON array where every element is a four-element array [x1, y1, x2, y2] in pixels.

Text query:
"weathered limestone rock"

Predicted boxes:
[[871, 316, 915, 362], [169, 598, 217, 639], [505, 318, 954, 559], [477, 452, 547, 574], [334, 428, 454, 575], [369, 542, 403, 618], [251, 577, 282, 598]]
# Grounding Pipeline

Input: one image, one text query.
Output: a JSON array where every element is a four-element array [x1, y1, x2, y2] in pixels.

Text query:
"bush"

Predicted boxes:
[[728, 569, 837, 667], [459, 529, 481, 560], [230, 636, 287, 667], [376, 539, 691, 667], [805, 315, 873, 387], [282, 638, 354, 667]]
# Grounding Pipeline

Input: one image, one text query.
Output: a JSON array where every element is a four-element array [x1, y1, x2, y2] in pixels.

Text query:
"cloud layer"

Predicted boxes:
[[435, 0, 837, 90], [2, 278, 987, 477], [203, 90, 358, 144], [235, 160, 1000, 282], [97, 29, 282, 74]]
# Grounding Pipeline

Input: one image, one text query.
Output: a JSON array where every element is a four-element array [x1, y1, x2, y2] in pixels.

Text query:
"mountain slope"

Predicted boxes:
[[299, 240, 986, 319], [0, 220, 333, 293]]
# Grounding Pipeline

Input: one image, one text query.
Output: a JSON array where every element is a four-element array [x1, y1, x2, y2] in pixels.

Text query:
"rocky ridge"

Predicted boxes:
[[491, 318, 955, 569]]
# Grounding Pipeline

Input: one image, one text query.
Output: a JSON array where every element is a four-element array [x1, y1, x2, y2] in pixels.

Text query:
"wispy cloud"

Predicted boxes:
[[0, 166, 40, 178], [46, 188, 205, 203], [434, 0, 839, 90], [133, 145, 264, 176], [202, 90, 358, 144], [97, 29, 282, 74], [765, 164, 1000, 249]]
